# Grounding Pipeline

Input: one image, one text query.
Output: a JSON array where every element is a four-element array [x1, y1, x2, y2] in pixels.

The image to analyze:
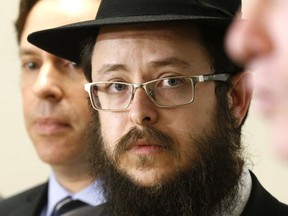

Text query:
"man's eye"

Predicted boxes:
[[113, 83, 128, 91], [62, 60, 81, 70], [106, 83, 128, 93], [168, 78, 180, 86], [115, 83, 127, 91], [23, 62, 39, 71], [70, 61, 81, 68], [163, 78, 182, 87]]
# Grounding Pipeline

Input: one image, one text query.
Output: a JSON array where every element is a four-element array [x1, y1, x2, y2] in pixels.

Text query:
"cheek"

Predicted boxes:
[[72, 88, 91, 114], [20, 73, 38, 109], [275, 47, 288, 81], [20, 84, 34, 121], [164, 105, 214, 146], [100, 112, 125, 144], [179, 101, 215, 131], [20, 76, 32, 96], [270, 116, 288, 160], [269, 9, 288, 63]]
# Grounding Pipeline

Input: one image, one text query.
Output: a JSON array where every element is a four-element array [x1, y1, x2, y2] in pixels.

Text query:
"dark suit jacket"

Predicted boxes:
[[0, 183, 48, 216], [241, 172, 288, 215], [73, 172, 288, 216]]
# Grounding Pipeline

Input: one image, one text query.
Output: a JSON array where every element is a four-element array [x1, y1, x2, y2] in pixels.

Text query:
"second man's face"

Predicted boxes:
[[91, 24, 220, 187], [19, 0, 99, 167]]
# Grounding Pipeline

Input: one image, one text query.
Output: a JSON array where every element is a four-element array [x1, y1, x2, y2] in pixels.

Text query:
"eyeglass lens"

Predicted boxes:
[[90, 77, 195, 110]]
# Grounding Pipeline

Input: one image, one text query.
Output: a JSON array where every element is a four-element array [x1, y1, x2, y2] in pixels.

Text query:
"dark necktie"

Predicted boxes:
[[53, 197, 89, 216]]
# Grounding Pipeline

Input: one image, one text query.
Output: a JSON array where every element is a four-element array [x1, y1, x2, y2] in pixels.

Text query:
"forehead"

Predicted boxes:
[[21, 0, 98, 44], [93, 23, 210, 61], [91, 23, 212, 79], [96, 22, 203, 43]]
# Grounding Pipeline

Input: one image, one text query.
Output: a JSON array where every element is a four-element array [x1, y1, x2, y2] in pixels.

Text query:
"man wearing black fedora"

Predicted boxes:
[[28, 0, 288, 215]]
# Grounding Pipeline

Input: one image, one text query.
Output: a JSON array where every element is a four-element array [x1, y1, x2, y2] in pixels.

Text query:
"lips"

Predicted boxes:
[[128, 139, 165, 155], [34, 118, 71, 135]]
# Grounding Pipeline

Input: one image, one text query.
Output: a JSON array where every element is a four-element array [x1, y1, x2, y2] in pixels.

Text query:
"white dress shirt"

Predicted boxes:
[[40, 172, 104, 216]]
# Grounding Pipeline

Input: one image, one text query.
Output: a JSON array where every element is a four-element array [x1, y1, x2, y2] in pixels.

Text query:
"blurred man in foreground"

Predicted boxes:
[[227, 0, 288, 162]]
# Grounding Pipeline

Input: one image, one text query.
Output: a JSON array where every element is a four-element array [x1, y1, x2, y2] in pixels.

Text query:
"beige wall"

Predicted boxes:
[[1, 0, 288, 204], [0, 0, 50, 198]]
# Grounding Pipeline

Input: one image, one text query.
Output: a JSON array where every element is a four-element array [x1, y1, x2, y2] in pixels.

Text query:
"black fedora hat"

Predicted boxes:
[[28, 0, 241, 63]]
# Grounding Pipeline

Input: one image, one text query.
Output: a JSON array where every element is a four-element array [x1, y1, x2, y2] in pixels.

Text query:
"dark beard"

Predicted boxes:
[[87, 87, 244, 216]]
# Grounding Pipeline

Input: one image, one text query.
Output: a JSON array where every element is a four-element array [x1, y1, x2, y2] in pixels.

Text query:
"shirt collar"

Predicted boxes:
[[223, 165, 252, 216], [46, 172, 105, 216]]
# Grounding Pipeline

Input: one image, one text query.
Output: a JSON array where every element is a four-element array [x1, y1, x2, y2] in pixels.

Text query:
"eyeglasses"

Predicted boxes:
[[84, 73, 231, 111]]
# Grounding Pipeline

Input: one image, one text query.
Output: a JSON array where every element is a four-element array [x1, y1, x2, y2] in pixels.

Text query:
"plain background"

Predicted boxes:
[[1, 0, 288, 203]]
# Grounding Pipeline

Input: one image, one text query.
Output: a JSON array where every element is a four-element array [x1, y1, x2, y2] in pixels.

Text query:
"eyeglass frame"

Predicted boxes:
[[84, 73, 231, 111]]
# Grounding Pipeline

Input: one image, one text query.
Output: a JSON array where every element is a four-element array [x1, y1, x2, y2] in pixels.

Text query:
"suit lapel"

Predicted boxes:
[[241, 171, 283, 216], [10, 183, 48, 216]]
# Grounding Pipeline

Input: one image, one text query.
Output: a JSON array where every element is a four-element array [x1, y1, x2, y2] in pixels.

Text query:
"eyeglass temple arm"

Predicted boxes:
[[202, 73, 231, 82]]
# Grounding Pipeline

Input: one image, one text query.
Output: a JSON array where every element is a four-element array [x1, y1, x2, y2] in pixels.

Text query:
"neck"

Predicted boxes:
[[52, 164, 94, 193]]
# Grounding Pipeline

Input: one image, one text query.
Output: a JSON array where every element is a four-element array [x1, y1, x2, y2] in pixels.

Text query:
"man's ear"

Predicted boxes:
[[227, 71, 253, 126]]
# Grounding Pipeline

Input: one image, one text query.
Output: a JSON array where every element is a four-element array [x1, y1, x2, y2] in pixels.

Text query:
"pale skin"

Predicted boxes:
[[19, 0, 100, 192], [91, 24, 252, 187], [226, 0, 288, 160]]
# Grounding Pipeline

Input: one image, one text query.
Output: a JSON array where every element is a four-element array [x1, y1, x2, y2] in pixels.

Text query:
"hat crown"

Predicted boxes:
[[28, 0, 242, 64], [96, 0, 241, 20]]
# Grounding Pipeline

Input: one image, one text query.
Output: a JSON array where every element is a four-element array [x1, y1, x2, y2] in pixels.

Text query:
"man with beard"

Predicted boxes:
[[27, 0, 288, 215]]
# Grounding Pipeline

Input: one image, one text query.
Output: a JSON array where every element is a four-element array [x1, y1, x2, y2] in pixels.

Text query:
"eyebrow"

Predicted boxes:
[[96, 64, 128, 75], [149, 57, 192, 69], [19, 47, 37, 57]]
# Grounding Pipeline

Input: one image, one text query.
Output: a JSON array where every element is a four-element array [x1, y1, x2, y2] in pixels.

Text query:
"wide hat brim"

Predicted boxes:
[[28, 0, 241, 63]]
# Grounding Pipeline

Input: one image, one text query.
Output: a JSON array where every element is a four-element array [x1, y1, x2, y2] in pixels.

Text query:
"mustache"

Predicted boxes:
[[113, 127, 179, 159], [33, 101, 65, 117]]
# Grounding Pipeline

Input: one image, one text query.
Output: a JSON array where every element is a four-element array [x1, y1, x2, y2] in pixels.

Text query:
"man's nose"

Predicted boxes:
[[226, 2, 272, 65], [129, 87, 158, 127], [33, 62, 63, 102]]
